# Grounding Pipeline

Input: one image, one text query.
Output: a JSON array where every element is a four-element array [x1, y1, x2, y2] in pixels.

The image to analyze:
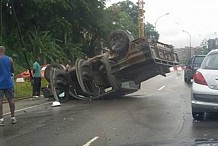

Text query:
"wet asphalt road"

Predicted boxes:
[[1, 71, 218, 146]]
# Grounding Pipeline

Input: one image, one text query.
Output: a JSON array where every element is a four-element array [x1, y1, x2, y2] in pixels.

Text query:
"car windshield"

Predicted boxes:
[[201, 53, 218, 70], [193, 56, 205, 65]]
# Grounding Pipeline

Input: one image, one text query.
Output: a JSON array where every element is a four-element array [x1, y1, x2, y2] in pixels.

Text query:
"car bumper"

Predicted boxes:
[[192, 82, 218, 112], [192, 100, 218, 112]]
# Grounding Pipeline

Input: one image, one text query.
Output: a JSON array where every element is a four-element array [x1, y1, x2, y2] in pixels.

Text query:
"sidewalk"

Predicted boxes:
[[3, 96, 52, 115]]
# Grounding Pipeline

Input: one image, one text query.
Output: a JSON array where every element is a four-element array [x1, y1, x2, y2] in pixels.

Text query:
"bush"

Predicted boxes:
[[14, 62, 26, 76], [14, 81, 32, 99]]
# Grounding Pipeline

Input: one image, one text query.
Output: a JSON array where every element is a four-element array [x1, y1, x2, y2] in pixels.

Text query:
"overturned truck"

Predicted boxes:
[[44, 30, 179, 101]]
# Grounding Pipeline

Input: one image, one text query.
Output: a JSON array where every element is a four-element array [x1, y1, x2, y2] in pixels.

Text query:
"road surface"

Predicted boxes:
[[1, 71, 218, 146]]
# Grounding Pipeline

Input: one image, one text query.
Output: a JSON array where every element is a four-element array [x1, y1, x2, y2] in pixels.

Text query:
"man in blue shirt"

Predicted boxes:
[[32, 56, 41, 97], [0, 46, 17, 126]]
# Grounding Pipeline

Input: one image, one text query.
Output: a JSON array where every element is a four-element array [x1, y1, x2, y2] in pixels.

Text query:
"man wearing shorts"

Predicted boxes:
[[0, 46, 17, 126]]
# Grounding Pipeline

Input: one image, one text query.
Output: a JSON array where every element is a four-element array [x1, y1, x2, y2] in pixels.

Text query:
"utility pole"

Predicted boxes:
[[182, 30, 192, 58], [137, 0, 145, 38]]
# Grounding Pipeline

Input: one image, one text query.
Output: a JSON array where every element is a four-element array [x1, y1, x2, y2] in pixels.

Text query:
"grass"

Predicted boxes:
[[14, 78, 48, 99]]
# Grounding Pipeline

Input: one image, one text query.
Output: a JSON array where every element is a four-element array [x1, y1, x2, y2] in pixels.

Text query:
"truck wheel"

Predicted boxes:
[[44, 63, 65, 82], [108, 30, 131, 56], [192, 112, 204, 120]]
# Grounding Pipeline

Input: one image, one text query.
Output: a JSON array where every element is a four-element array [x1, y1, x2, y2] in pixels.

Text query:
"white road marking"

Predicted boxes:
[[158, 86, 166, 91], [83, 136, 99, 146], [175, 77, 178, 80], [3, 101, 52, 116]]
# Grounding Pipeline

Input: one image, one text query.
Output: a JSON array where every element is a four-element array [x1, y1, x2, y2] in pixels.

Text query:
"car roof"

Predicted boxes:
[[192, 55, 206, 57], [208, 49, 218, 55]]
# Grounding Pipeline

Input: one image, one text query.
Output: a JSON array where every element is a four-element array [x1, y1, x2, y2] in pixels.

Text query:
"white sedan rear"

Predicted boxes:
[[191, 49, 218, 120]]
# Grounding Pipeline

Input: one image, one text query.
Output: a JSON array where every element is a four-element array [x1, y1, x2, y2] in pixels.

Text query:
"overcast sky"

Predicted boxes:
[[106, 0, 218, 48]]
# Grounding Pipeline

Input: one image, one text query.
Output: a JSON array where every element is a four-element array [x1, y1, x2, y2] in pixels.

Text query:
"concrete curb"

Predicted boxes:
[[3, 96, 31, 104]]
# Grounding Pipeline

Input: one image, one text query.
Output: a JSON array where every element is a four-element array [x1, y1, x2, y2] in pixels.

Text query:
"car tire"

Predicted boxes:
[[184, 75, 187, 83], [192, 112, 204, 120], [186, 78, 191, 84], [44, 63, 66, 82]]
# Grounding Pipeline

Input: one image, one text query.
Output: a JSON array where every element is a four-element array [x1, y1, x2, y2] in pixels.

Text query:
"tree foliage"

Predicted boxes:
[[28, 30, 66, 64], [144, 23, 159, 41], [0, 0, 159, 74], [105, 0, 159, 40], [104, 3, 138, 38]]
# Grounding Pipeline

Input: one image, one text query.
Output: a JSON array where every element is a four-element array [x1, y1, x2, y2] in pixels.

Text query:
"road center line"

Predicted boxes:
[[158, 86, 166, 91], [83, 136, 99, 146], [3, 101, 52, 116]]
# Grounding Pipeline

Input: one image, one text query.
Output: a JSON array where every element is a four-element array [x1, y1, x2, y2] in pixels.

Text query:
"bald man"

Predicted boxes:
[[0, 46, 17, 126]]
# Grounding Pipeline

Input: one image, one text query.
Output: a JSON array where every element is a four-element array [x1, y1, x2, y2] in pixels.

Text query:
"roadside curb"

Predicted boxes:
[[3, 96, 31, 104]]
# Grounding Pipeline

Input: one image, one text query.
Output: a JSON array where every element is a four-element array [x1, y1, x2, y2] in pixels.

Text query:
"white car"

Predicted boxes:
[[191, 49, 218, 120]]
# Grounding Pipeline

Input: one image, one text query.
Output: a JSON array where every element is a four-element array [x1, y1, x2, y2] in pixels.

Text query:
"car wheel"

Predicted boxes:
[[184, 75, 187, 83], [192, 112, 204, 120], [44, 63, 66, 82], [186, 78, 191, 84]]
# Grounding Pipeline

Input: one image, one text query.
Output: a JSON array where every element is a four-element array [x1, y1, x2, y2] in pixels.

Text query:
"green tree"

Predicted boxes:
[[105, 0, 159, 40], [200, 40, 209, 54], [144, 22, 159, 41], [0, 0, 107, 67], [116, 0, 138, 25], [0, 0, 160, 72], [28, 30, 67, 64], [104, 2, 138, 38]]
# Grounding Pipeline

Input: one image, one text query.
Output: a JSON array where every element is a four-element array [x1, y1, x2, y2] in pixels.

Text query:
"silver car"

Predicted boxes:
[[191, 49, 218, 120]]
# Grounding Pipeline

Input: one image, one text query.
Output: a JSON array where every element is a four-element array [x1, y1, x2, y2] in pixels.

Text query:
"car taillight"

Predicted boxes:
[[193, 71, 208, 86]]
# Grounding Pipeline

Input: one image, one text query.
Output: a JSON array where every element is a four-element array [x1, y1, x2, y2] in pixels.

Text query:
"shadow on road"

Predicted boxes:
[[191, 113, 218, 139], [65, 94, 146, 107], [192, 113, 218, 124], [192, 113, 218, 130], [204, 113, 218, 121], [91, 93, 148, 101], [184, 81, 192, 88]]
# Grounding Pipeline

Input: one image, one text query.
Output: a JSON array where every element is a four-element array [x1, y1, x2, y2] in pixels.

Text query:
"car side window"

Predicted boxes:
[[193, 56, 205, 65], [202, 53, 218, 70]]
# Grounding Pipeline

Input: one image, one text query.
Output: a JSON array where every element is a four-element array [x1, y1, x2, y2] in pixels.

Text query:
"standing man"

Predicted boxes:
[[0, 46, 17, 126], [32, 56, 41, 98]]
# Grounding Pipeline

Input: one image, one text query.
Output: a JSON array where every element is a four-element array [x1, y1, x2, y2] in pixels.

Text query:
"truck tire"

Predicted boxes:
[[54, 71, 69, 103], [44, 63, 66, 82], [108, 30, 131, 56]]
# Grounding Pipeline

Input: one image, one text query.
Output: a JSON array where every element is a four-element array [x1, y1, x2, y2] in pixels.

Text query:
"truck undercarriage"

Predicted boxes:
[[43, 30, 179, 101]]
